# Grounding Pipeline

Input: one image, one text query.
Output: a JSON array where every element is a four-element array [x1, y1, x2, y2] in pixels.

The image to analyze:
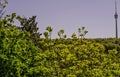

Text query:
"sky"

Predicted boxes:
[[6, 0, 120, 38]]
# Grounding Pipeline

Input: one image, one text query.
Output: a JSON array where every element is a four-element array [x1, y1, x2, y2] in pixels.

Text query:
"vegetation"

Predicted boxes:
[[0, 0, 120, 77], [0, 0, 8, 18]]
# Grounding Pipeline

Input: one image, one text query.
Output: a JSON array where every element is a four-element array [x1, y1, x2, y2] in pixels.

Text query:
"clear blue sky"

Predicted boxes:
[[6, 0, 120, 38]]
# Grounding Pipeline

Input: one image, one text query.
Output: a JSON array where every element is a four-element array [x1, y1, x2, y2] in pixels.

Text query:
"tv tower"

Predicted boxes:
[[114, 0, 118, 38]]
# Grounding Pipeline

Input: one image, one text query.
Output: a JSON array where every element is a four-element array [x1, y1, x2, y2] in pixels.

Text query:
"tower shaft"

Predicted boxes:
[[115, 17, 118, 38], [114, 0, 118, 38]]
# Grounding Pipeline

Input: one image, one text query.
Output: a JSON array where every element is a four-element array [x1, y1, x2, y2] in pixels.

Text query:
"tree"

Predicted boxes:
[[71, 33, 77, 39], [0, 0, 8, 18], [43, 32, 49, 39], [0, 19, 40, 77], [57, 29, 66, 39], [17, 16, 42, 45], [18, 16, 38, 33], [46, 26, 53, 39], [3, 14, 42, 46], [3, 13, 17, 27], [3, 13, 42, 46], [78, 26, 88, 39]]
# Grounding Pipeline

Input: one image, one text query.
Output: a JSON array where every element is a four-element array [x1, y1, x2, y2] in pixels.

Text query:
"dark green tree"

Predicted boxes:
[[57, 29, 66, 39], [18, 16, 38, 33], [71, 33, 77, 39], [46, 26, 53, 39], [3, 14, 42, 46], [3, 13, 17, 27], [18, 16, 42, 45], [43, 32, 49, 39], [78, 26, 88, 39]]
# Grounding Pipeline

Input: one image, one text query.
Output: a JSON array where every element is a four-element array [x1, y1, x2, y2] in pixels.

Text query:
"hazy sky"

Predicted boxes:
[[6, 0, 120, 38]]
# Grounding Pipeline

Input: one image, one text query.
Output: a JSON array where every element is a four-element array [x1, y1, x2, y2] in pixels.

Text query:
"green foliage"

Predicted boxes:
[[18, 16, 42, 45], [57, 29, 67, 39], [32, 38, 120, 77], [92, 38, 120, 52], [0, 11, 120, 76], [46, 26, 53, 39], [0, 20, 40, 77], [0, 0, 8, 8], [71, 33, 77, 39], [43, 32, 49, 39], [18, 16, 38, 33], [0, 0, 8, 18], [78, 26, 88, 39], [3, 13, 17, 27], [3, 13, 42, 46]]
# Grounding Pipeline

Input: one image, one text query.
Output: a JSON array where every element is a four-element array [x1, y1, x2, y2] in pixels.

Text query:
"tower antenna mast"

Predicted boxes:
[[114, 0, 118, 38]]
